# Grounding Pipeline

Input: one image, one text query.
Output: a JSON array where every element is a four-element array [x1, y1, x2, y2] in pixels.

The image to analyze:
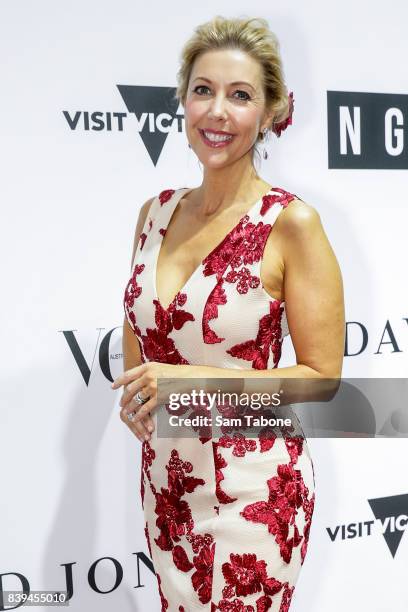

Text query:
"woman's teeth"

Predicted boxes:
[[203, 131, 233, 142]]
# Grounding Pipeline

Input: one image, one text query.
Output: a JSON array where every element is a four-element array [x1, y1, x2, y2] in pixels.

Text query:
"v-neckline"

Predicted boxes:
[[153, 184, 274, 311]]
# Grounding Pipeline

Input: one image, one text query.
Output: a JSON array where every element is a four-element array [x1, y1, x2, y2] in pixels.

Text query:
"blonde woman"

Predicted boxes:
[[112, 15, 345, 611]]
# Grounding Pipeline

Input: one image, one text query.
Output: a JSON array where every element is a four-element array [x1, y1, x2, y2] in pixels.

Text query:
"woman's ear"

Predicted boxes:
[[260, 111, 275, 134]]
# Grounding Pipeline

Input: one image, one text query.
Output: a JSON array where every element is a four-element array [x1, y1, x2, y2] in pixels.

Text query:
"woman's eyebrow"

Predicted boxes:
[[192, 76, 256, 93]]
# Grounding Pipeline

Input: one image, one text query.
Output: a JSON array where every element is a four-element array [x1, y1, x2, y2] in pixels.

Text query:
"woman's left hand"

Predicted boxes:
[[112, 361, 191, 428]]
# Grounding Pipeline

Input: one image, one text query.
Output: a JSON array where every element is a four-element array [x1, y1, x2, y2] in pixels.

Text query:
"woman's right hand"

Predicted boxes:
[[119, 389, 154, 443]]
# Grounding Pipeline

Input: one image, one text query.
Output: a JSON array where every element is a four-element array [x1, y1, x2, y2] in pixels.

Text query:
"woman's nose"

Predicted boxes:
[[208, 94, 227, 119]]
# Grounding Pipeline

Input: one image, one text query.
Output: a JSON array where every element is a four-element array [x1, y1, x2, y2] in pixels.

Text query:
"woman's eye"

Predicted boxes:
[[193, 85, 211, 95], [233, 90, 251, 101]]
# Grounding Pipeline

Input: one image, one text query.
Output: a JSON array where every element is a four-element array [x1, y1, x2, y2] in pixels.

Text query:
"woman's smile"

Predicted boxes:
[[198, 128, 236, 148]]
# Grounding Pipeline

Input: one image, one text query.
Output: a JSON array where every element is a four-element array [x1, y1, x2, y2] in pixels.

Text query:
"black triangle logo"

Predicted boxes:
[[368, 493, 408, 557], [117, 85, 180, 166]]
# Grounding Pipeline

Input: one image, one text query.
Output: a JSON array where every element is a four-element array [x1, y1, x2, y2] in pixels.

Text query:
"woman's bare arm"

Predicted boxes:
[[123, 196, 155, 370], [121, 196, 155, 440], [281, 199, 345, 379]]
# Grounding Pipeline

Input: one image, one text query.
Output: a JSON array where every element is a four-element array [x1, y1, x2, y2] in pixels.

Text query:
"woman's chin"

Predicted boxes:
[[195, 151, 235, 168]]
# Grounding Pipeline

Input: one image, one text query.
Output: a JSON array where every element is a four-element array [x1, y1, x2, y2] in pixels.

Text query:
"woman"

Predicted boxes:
[[112, 15, 345, 611]]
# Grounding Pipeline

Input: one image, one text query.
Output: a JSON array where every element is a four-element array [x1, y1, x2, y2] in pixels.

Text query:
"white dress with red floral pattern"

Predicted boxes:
[[123, 186, 316, 611]]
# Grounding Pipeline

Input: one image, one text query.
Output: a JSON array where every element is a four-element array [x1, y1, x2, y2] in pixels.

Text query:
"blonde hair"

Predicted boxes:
[[175, 15, 291, 139]]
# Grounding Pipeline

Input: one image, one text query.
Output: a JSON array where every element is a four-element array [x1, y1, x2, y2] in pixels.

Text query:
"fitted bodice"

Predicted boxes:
[[123, 185, 299, 369]]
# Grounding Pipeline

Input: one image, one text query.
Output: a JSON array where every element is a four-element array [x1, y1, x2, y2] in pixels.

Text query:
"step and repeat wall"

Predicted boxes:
[[1, 1, 407, 610]]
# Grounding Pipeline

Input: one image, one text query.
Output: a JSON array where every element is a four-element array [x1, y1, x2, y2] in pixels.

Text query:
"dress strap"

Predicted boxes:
[[131, 188, 187, 271]]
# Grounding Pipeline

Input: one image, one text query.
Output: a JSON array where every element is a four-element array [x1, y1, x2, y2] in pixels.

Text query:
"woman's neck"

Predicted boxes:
[[192, 155, 271, 217]]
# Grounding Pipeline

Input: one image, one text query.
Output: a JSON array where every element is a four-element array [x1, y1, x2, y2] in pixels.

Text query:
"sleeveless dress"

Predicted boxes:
[[123, 186, 316, 612]]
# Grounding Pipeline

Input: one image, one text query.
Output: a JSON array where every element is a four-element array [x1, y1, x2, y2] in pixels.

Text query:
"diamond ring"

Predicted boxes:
[[133, 390, 149, 405]]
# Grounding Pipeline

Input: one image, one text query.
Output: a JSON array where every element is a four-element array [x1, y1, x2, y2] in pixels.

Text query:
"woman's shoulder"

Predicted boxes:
[[155, 186, 190, 204], [139, 186, 183, 217], [271, 193, 329, 271], [138, 186, 188, 225], [277, 192, 322, 238]]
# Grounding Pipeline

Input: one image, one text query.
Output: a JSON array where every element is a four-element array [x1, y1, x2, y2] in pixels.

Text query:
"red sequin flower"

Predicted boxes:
[[240, 463, 311, 564], [226, 300, 284, 369], [159, 189, 175, 205]]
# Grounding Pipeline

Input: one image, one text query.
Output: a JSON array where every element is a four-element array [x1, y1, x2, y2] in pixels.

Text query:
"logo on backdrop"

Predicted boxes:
[[0, 552, 154, 607], [62, 85, 184, 166], [60, 327, 123, 384], [327, 91, 408, 169], [345, 318, 408, 357], [326, 493, 408, 557]]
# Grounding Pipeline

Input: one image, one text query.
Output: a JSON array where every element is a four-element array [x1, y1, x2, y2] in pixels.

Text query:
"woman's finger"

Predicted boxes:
[[111, 363, 146, 390], [127, 395, 156, 424], [120, 376, 153, 408], [125, 391, 156, 417], [139, 410, 155, 432], [120, 389, 156, 435], [120, 407, 150, 441], [133, 412, 155, 439]]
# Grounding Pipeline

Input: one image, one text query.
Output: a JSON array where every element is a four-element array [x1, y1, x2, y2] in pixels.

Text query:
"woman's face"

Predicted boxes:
[[184, 48, 271, 169]]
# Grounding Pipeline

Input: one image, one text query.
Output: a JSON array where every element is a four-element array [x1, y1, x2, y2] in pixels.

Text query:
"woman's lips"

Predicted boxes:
[[198, 129, 235, 148]]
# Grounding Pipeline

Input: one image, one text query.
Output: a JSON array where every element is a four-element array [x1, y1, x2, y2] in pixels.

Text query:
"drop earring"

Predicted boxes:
[[261, 127, 269, 159]]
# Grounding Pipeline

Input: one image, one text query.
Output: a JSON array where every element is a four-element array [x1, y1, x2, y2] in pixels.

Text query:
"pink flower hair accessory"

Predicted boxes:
[[272, 91, 294, 138]]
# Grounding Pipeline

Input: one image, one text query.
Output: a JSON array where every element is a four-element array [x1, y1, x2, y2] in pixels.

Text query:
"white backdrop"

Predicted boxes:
[[1, 1, 407, 610]]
